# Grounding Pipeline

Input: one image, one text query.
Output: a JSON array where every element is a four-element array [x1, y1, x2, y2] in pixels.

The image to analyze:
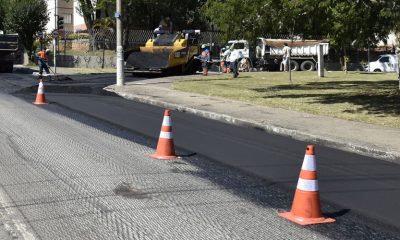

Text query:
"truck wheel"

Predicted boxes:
[[300, 60, 315, 71], [6, 63, 13, 73], [290, 60, 299, 71], [239, 58, 251, 72]]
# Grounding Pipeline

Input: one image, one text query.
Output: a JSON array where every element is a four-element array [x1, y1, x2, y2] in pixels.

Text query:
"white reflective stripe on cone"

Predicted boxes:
[[301, 155, 316, 171], [38, 83, 44, 94], [159, 131, 173, 139], [296, 178, 319, 191], [162, 116, 172, 127]]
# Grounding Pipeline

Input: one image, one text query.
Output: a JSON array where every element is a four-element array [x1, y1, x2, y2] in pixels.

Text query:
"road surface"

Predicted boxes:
[[0, 71, 399, 239]]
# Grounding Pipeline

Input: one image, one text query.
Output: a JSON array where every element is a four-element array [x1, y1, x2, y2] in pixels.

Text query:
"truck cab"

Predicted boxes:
[[365, 54, 398, 72], [226, 40, 250, 59], [220, 40, 252, 71]]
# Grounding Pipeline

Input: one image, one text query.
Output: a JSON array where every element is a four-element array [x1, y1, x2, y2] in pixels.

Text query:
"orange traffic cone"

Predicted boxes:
[[279, 145, 335, 225], [150, 109, 177, 160], [33, 79, 48, 105]]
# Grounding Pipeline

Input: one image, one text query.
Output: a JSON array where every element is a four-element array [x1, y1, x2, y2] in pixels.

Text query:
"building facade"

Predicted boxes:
[[45, 0, 85, 33]]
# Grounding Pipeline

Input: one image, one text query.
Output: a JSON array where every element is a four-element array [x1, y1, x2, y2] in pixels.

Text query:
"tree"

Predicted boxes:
[[0, 0, 8, 31], [204, 0, 400, 66], [75, 0, 207, 32], [203, 0, 260, 42], [93, 17, 114, 67], [119, 0, 207, 30], [5, 0, 49, 58], [75, 0, 97, 31]]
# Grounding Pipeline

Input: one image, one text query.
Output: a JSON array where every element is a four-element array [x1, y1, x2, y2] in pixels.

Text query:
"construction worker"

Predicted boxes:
[[198, 45, 210, 75], [226, 46, 243, 78], [153, 25, 164, 38], [220, 47, 230, 73], [36, 49, 50, 76], [281, 43, 291, 71], [396, 45, 400, 83]]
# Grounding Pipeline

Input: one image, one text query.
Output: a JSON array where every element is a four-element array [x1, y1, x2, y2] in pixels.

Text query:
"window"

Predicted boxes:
[[232, 43, 245, 50], [379, 57, 389, 63], [62, 14, 72, 24]]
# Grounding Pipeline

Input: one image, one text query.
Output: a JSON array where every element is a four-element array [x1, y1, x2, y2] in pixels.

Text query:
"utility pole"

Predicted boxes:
[[116, 0, 125, 86], [53, 0, 57, 73], [397, 46, 400, 90], [289, 19, 295, 84], [318, 44, 324, 77]]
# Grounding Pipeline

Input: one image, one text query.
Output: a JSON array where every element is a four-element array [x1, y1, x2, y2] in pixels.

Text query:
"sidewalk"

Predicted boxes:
[[104, 73, 400, 163]]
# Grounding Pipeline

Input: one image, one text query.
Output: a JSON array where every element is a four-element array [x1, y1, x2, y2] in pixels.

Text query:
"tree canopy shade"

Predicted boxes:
[[203, 0, 400, 49], [74, 0, 400, 49], [75, 0, 208, 31], [2, 0, 396, 61], [0, 0, 6, 30], [4, 0, 49, 56]]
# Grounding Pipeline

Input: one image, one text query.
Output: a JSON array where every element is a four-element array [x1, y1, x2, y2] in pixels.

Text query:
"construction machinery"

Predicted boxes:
[[0, 32, 19, 73], [124, 30, 202, 75], [220, 38, 329, 72], [255, 38, 329, 71]]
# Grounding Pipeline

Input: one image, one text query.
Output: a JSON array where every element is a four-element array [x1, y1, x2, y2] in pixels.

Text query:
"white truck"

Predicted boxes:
[[255, 38, 329, 71], [220, 38, 329, 71], [364, 54, 398, 72]]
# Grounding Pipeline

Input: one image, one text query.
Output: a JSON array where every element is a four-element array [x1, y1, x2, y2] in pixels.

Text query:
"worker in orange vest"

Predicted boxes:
[[35, 49, 50, 76]]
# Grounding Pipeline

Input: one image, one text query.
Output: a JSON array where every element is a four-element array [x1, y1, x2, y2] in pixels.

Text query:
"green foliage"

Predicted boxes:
[[4, 0, 49, 56], [75, 0, 208, 31], [203, 0, 400, 62], [0, 0, 7, 30], [120, 0, 208, 30], [203, 0, 263, 42], [75, 0, 97, 30]]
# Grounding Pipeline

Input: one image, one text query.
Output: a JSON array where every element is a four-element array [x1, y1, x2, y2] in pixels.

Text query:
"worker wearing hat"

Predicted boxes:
[[198, 45, 210, 75]]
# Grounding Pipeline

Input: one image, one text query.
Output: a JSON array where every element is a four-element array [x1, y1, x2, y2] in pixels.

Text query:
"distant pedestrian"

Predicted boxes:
[[281, 43, 291, 72]]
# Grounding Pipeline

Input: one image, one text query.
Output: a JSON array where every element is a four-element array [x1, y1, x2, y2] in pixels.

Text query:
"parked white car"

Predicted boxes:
[[365, 54, 398, 72]]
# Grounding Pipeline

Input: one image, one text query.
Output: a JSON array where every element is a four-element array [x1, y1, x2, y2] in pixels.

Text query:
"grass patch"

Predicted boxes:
[[173, 71, 400, 128]]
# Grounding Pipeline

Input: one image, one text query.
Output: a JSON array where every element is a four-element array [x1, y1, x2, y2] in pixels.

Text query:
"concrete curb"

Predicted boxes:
[[105, 87, 400, 163]]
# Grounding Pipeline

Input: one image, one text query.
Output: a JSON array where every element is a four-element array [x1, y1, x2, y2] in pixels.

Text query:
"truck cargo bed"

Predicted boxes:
[[0, 34, 18, 50]]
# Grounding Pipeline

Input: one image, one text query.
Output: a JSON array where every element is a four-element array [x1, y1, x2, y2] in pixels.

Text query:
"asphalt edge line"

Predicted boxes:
[[106, 88, 400, 163]]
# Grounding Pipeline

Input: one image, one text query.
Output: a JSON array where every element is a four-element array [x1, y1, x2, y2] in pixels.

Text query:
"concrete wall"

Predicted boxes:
[[52, 55, 117, 68]]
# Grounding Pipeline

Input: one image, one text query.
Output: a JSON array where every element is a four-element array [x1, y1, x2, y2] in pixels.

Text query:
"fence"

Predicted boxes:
[[44, 29, 224, 68], [50, 29, 224, 52]]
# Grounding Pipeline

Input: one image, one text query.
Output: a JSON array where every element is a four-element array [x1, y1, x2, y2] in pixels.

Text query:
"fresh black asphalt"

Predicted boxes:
[[19, 91, 400, 235]]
